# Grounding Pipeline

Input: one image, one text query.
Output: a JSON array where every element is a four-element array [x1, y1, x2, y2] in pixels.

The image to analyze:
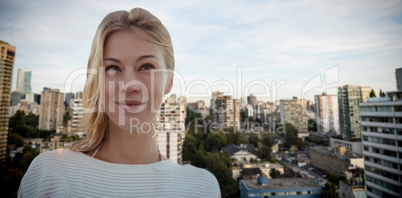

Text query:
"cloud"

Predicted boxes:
[[1, 0, 401, 102]]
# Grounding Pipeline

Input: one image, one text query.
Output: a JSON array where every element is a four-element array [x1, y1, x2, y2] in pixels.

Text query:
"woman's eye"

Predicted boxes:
[[139, 63, 155, 71], [105, 65, 121, 76]]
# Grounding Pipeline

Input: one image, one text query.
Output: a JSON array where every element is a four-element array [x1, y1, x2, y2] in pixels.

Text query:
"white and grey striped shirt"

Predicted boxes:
[[18, 149, 220, 197]]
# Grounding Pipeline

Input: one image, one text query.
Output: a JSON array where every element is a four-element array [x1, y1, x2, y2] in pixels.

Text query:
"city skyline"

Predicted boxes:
[[1, 0, 401, 104]]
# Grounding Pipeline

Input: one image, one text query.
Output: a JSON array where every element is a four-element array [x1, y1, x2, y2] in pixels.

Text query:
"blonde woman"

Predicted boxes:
[[18, 8, 220, 197]]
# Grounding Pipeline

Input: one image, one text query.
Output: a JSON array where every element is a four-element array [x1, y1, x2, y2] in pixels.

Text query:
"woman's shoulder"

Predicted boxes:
[[30, 149, 78, 166], [18, 149, 80, 197]]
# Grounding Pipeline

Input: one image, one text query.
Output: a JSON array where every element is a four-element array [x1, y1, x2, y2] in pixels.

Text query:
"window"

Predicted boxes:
[[377, 106, 392, 112], [366, 176, 399, 193], [394, 106, 402, 112]]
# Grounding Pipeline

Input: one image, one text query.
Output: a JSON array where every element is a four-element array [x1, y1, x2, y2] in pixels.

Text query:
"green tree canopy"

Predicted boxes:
[[308, 119, 317, 132], [321, 182, 339, 198], [269, 168, 281, 178], [248, 133, 259, 148], [206, 151, 238, 198], [369, 89, 376, 98], [284, 123, 299, 150], [379, 89, 386, 97]]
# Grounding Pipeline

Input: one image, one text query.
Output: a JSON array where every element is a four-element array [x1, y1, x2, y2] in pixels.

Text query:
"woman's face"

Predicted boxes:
[[102, 31, 172, 132]]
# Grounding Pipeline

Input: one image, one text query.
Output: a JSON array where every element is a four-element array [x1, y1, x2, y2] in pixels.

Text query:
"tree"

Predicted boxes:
[[206, 151, 238, 198], [63, 113, 71, 125], [248, 133, 259, 148], [226, 128, 247, 146], [24, 113, 39, 128], [256, 133, 274, 161], [7, 133, 24, 149], [249, 157, 258, 163], [379, 89, 386, 97], [205, 132, 227, 152], [369, 89, 376, 98], [19, 145, 39, 170], [182, 134, 206, 168], [185, 107, 202, 128], [284, 123, 298, 150], [308, 119, 317, 132], [205, 114, 211, 122], [240, 111, 246, 122], [321, 182, 339, 198], [269, 168, 280, 178]]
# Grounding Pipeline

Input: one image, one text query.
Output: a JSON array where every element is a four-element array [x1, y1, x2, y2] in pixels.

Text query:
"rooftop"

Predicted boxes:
[[243, 162, 283, 169], [311, 146, 363, 159], [220, 143, 256, 156], [363, 90, 402, 104], [242, 178, 323, 190]]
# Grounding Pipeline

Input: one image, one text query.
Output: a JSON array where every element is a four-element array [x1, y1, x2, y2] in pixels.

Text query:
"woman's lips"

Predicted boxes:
[[116, 101, 148, 112]]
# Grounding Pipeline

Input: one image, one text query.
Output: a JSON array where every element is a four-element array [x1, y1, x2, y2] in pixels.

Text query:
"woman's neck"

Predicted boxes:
[[89, 120, 161, 164]]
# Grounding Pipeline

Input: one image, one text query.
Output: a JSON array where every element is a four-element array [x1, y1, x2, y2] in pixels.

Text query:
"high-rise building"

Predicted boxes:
[[211, 94, 241, 131], [338, 85, 370, 140], [16, 68, 32, 95], [247, 94, 258, 107], [69, 98, 83, 135], [10, 90, 22, 106], [245, 104, 254, 118], [212, 91, 223, 100], [156, 95, 186, 164], [315, 93, 340, 134], [64, 92, 74, 107], [360, 91, 402, 198], [34, 93, 41, 105], [75, 91, 83, 99], [24, 92, 35, 104], [38, 89, 65, 130], [395, 68, 402, 90], [279, 97, 309, 133], [306, 100, 315, 113], [0, 40, 16, 162]]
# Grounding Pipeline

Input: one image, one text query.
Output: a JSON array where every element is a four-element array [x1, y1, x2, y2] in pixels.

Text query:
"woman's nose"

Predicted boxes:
[[119, 80, 141, 93], [119, 72, 142, 93]]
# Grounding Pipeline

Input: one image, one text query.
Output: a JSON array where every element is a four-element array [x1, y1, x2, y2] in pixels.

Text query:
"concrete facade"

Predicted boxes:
[[211, 93, 241, 131], [360, 92, 402, 198], [156, 95, 186, 164], [69, 98, 83, 135], [330, 138, 363, 155], [38, 89, 65, 130], [310, 146, 364, 175], [280, 97, 309, 133], [315, 93, 340, 134], [0, 40, 15, 162], [16, 68, 31, 95], [240, 177, 324, 198], [338, 85, 370, 140]]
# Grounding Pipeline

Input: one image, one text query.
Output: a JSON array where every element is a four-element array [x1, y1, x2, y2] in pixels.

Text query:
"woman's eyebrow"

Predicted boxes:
[[137, 55, 159, 62], [103, 55, 159, 63], [103, 57, 121, 63]]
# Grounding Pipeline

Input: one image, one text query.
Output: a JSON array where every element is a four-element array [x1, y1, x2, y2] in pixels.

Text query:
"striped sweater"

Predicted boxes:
[[18, 149, 220, 197]]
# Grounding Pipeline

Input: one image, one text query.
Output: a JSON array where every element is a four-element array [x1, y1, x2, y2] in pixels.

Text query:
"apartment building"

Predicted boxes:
[[338, 85, 370, 140], [156, 95, 186, 164], [360, 91, 402, 198], [315, 93, 340, 134], [280, 97, 309, 133]]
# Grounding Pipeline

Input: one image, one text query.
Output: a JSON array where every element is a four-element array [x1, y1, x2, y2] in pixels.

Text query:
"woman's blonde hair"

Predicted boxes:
[[70, 7, 174, 152]]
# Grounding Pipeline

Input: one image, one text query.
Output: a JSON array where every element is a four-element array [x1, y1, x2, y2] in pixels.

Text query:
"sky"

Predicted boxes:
[[1, 0, 401, 105]]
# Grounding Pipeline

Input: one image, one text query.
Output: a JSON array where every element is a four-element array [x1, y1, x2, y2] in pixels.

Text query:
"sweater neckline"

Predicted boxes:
[[72, 150, 172, 174]]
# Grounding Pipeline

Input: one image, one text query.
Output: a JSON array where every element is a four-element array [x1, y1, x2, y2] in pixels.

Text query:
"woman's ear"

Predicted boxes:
[[164, 75, 173, 95]]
